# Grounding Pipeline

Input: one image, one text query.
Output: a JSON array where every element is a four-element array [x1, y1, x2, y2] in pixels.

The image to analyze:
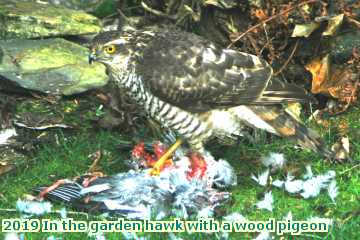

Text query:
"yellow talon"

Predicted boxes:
[[150, 139, 183, 176]]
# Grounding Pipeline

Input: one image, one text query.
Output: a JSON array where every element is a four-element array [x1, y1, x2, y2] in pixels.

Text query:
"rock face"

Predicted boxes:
[[331, 31, 360, 64], [0, 38, 108, 95], [0, 0, 102, 40]]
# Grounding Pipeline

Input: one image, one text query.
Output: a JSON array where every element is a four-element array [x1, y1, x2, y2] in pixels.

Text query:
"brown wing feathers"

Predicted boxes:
[[135, 28, 310, 112]]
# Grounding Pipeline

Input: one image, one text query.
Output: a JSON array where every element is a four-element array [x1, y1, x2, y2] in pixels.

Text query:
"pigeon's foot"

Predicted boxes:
[[38, 179, 67, 199], [38, 173, 103, 199]]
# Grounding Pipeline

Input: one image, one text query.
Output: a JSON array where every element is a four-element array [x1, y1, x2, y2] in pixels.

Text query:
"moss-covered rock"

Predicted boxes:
[[0, 0, 102, 40], [331, 31, 360, 63], [0, 38, 108, 95]]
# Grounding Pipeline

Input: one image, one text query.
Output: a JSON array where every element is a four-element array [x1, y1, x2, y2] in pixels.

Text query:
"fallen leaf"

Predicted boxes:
[[88, 150, 102, 172], [305, 54, 331, 95], [291, 22, 320, 37], [331, 136, 350, 161], [323, 14, 344, 36], [253, 9, 268, 21], [306, 54, 359, 108]]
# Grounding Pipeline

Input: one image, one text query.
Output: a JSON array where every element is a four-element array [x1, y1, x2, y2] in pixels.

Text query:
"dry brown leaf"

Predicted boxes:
[[305, 54, 331, 95], [306, 55, 358, 100], [253, 9, 268, 21], [88, 150, 102, 173], [331, 136, 350, 161]]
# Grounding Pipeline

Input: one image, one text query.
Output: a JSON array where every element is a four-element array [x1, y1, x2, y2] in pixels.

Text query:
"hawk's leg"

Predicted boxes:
[[150, 139, 183, 175]]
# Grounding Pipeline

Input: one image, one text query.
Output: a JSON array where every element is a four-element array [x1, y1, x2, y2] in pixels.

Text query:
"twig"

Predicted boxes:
[[227, 0, 319, 49], [141, 1, 177, 20], [88, 150, 102, 173], [340, 163, 360, 175], [347, 16, 360, 29], [274, 39, 300, 76]]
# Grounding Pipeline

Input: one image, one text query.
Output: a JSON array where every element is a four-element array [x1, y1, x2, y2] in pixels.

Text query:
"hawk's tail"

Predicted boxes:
[[243, 105, 333, 158]]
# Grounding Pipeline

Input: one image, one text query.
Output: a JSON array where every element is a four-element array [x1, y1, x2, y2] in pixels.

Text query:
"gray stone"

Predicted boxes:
[[0, 0, 102, 40], [0, 38, 108, 95]]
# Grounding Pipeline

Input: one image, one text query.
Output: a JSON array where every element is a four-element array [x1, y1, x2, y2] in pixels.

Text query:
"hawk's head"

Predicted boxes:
[[88, 31, 133, 71]]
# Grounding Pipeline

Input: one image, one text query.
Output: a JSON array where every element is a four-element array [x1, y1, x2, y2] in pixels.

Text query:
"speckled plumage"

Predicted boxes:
[[90, 26, 331, 157]]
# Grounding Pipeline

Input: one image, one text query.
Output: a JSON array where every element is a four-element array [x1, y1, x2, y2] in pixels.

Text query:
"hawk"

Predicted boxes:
[[89, 26, 332, 174]]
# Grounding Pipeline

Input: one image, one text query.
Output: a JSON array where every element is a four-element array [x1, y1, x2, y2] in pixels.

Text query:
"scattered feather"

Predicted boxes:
[[155, 211, 167, 220], [95, 234, 106, 240], [256, 191, 273, 212], [47, 236, 62, 240], [4, 233, 21, 240], [0, 128, 17, 145], [121, 232, 139, 240], [328, 180, 338, 203], [279, 168, 337, 199], [251, 169, 269, 186], [260, 153, 286, 170], [59, 207, 67, 219], [303, 165, 313, 179], [272, 179, 284, 188], [206, 158, 237, 188], [253, 231, 271, 240], [283, 211, 293, 221], [223, 212, 247, 222], [197, 206, 214, 218], [168, 233, 183, 240], [301, 177, 325, 199], [16, 199, 52, 216], [284, 174, 303, 194]]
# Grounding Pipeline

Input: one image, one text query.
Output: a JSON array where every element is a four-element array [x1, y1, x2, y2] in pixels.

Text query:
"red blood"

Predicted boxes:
[[131, 142, 146, 159], [82, 176, 99, 187], [152, 142, 168, 159], [187, 152, 207, 180], [131, 141, 172, 170]]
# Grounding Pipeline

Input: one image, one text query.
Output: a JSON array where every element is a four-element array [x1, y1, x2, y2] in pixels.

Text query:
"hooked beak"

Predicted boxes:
[[88, 49, 97, 64]]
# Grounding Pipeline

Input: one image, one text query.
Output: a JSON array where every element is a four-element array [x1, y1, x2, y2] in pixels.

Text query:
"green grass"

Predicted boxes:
[[0, 100, 359, 239]]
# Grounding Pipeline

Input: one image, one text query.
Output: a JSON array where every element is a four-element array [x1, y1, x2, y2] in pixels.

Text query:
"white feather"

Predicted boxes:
[[272, 179, 284, 188], [253, 231, 271, 240], [224, 212, 247, 222], [301, 177, 325, 199], [284, 173, 303, 194], [256, 191, 273, 212], [202, 48, 217, 62], [0, 128, 17, 145], [261, 152, 286, 170], [303, 165, 313, 179], [327, 180, 338, 203], [283, 211, 293, 221], [251, 169, 269, 186]]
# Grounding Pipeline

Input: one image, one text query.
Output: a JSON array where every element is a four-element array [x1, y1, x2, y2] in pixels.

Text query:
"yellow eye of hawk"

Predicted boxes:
[[104, 45, 116, 54]]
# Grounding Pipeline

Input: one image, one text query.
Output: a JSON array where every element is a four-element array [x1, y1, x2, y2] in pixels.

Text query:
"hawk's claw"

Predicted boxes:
[[150, 139, 182, 176]]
